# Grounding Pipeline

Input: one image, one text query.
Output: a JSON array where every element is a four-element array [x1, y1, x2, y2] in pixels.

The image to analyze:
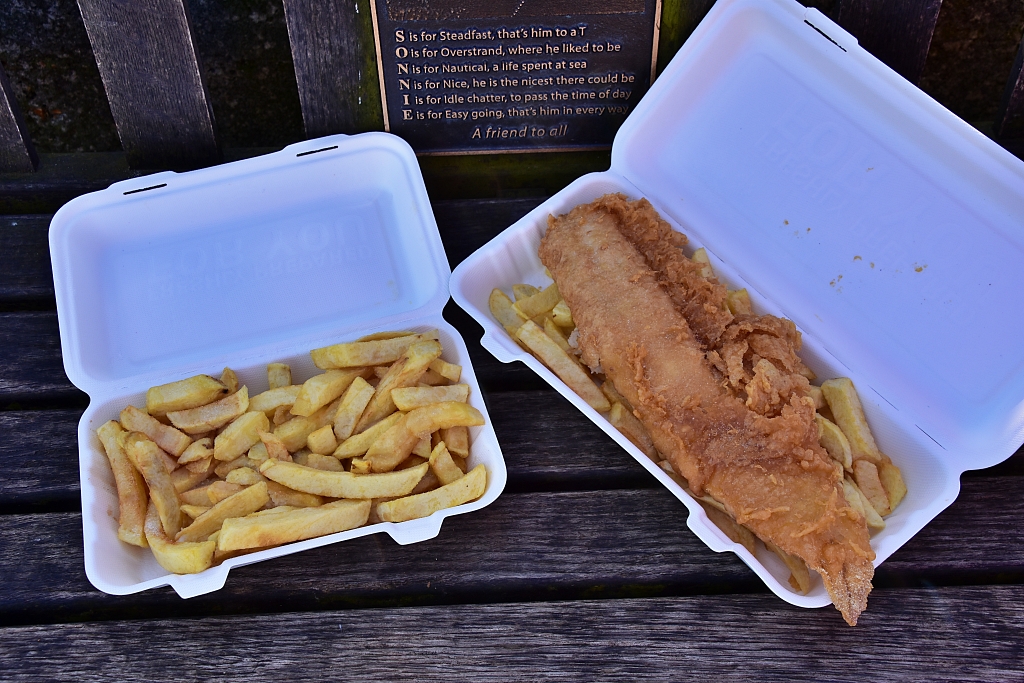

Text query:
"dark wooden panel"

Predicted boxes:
[[839, 0, 944, 84], [0, 312, 83, 406], [434, 197, 545, 266], [2, 586, 1023, 681], [0, 410, 81, 510], [0, 215, 53, 304], [996, 38, 1024, 138], [3, 478, 1024, 624], [76, 0, 220, 169], [281, 0, 384, 138], [0, 62, 38, 173]]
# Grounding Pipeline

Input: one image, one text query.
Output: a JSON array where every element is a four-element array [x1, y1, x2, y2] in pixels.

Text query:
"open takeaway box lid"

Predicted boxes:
[[450, 0, 1024, 609], [50, 133, 506, 597]]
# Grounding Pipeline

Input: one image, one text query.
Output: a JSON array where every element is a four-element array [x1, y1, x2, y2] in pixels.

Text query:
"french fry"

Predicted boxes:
[[332, 376, 375, 441], [124, 433, 181, 537], [543, 316, 574, 355], [392, 384, 471, 411], [428, 441, 464, 485], [357, 330, 415, 342], [304, 453, 344, 472], [217, 499, 371, 551], [221, 368, 239, 394], [260, 459, 428, 499], [600, 380, 632, 413], [146, 374, 229, 416], [551, 299, 574, 329], [310, 330, 439, 369], [249, 385, 301, 416], [808, 385, 825, 411], [178, 437, 214, 465], [166, 386, 249, 435], [185, 457, 212, 474], [354, 340, 443, 433], [816, 414, 853, 472], [725, 288, 752, 316], [96, 420, 148, 547], [405, 402, 484, 440], [119, 405, 192, 457], [145, 502, 215, 574], [440, 425, 469, 458], [845, 477, 885, 531], [489, 288, 528, 339], [247, 441, 270, 464], [699, 501, 756, 555], [177, 481, 270, 542], [878, 456, 907, 511], [852, 460, 891, 516], [266, 481, 324, 507], [765, 539, 811, 594], [207, 481, 245, 505], [376, 463, 486, 522], [512, 282, 560, 320], [181, 504, 210, 519], [214, 411, 270, 461], [413, 436, 431, 458], [273, 406, 293, 425], [512, 283, 540, 300], [691, 247, 714, 279], [608, 402, 657, 461], [334, 411, 404, 459], [267, 363, 291, 389], [821, 378, 882, 464], [258, 431, 293, 462], [225, 467, 265, 486], [273, 397, 341, 452], [516, 320, 610, 412], [428, 358, 461, 383], [291, 368, 371, 417], [179, 483, 218, 507], [307, 424, 338, 455], [363, 414, 420, 473]]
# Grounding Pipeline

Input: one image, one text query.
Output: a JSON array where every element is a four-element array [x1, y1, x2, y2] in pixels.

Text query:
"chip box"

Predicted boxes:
[[50, 133, 507, 597], [450, 0, 1024, 609]]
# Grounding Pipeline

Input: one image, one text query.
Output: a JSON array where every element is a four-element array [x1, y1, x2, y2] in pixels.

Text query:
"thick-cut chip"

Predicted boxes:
[[260, 459, 428, 499], [332, 376, 375, 441], [207, 481, 245, 504], [291, 368, 371, 417], [177, 481, 270, 542], [361, 415, 419, 473], [273, 406, 293, 425], [258, 430, 293, 462], [357, 330, 414, 342], [273, 398, 341, 452], [310, 330, 439, 369], [185, 457, 212, 474], [413, 436, 431, 458], [267, 363, 291, 389], [878, 456, 907, 511], [489, 288, 527, 339], [267, 481, 324, 507], [418, 369, 450, 386], [145, 502, 215, 574], [146, 374, 229, 416], [180, 483, 218, 507], [816, 414, 853, 472], [215, 411, 270, 461], [167, 386, 249, 435], [349, 457, 370, 474], [178, 437, 214, 465], [699, 501, 756, 555], [542, 317, 574, 355], [852, 459, 891, 516], [440, 425, 469, 458], [821, 378, 882, 464], [124, 433, 181, 537], [428, 358, 461, 383], [765, 539, 811, 594], [428, 441, 464, 485], [512, 282, 560, 320], [725, 288, 752, 316], [181, 504, 210, 519], [217, 499, 371, 551], [551, 299, 574, 329], [354, 340, 443, 433], [516, 320, 610, 412], [307, 424, 338, 455], [600, 381, 632, 413], [392, 384, 470, 411], [303, 453, 344, 472], [364, 402, 484, 474], [845, 477, 885, 530], [247, 441, 270, 464], [608, 402, 657, 461], [120, 405, 193, 457], [96, 421, 148, 547], [512, 283, 540, 300], [334, 412, 404, 459], [221, 368, 239, 394], [249, 385, 301, 416], [170, 461, 212, 491], [376, 463, 486, 522], [691, 247, 714, 279], [215, 454, 260, 479], [225, 467, 264, 486], [808, 385, 825, 411]]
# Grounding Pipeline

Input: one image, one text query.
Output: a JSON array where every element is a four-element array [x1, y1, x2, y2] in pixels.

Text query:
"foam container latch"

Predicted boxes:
[[51, 133, 507, 597], [451, 0, 1024, 609]]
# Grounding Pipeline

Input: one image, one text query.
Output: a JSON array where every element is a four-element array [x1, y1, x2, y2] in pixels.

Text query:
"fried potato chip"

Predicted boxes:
[[146, 374, 229, 416], [258, 430, 293, 462], [225, 467, 265, 486], [440, 425, 469, 458], [178, 437, 214, 465], [725, 288, 752, 316], [357, 330, 415, 342], [177, 481, 270, 543], [551, 299, 574, 329], [167, 386, 249, 435], [376, 463, 486, 522], [291, 368, 371, 417], [608, 402, 657, 461], [124, 433, 181, 537], [765, 539, 811, 594], [691, 247, 714, 279], [512, 283, 540, 300], [699, 501, 756, 555], [512, 282, 560, 320], [119, 405, 193, 457], [145, 502, 215, 574], [516, 320, 610, 412], [354, 340, 443, 433], [179, 483, 218, 507], [821, 378, 882, 464], [878, 456, 907, 511], [363, 414, 420, 473], [266, 481, 324, 507], [306, 424, 338, 455], [334, 411, 404, 459], [428, 358, 461, 383], [844, 477, 885, 531], [332, 376, 375, 441], [489, 288, 528, 339], [310, 330, 440, 369], [392, 384, 471, 411], [217, 499, 371, 551], [185, 457, 212, 474], [428, 441, 464, 486], [214, 411, 270, 462], [247, 441, 270, 464], [207, 481, 245, 505], [267, 363, 291, 389], [260, 459, 428, 499], [808, 385, 825, 411], [181, 504, 210, 519], [273, 397, 341, 452], [542, 316, 574, 355], [221, 368, 239, 394], [600, 380, 632, 413], [816, 414, 853, 472], [303, 453, 344, 472], [249, 385, 301, 416], [852, 459, 891, 516], [96, 420, 148, 547]]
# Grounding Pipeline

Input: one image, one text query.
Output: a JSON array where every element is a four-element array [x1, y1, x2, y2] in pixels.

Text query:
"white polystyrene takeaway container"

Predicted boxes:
[[450, 0, 1024, 610], [50, 133, 506, 598]]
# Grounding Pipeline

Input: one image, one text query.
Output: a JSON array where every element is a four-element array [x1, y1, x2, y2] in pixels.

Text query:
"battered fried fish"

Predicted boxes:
[[539, 194, 875, 625]]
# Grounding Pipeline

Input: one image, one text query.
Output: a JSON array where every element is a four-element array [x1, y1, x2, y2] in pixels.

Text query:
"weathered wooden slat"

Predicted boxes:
[[1, 586, 1022, 681], [76, 0, 220, 169], [0, 215, 53, 304], [996, 38, 1024, 138], [0, 312, 83, 405], [2, 477, 1023, 625], [281, 0, 384, 138], [838, 0, 944, 84], [0, 62, 38, 173], [0, 410, 81, 510]]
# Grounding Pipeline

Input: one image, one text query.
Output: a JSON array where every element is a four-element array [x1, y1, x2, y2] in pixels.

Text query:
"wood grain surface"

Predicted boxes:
[[0, 215, 52, 305], [77, 0, 220, 169], [0, 62, 38, 173], [839, 0, 944, 84]]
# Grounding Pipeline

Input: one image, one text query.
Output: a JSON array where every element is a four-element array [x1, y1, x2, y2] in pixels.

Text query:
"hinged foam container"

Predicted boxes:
[[51, 132, 507, 598], [451, 0, 1024, 609]]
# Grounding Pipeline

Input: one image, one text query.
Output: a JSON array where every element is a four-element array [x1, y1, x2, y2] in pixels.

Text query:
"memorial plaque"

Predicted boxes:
[[370, 0, 661, 154]]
